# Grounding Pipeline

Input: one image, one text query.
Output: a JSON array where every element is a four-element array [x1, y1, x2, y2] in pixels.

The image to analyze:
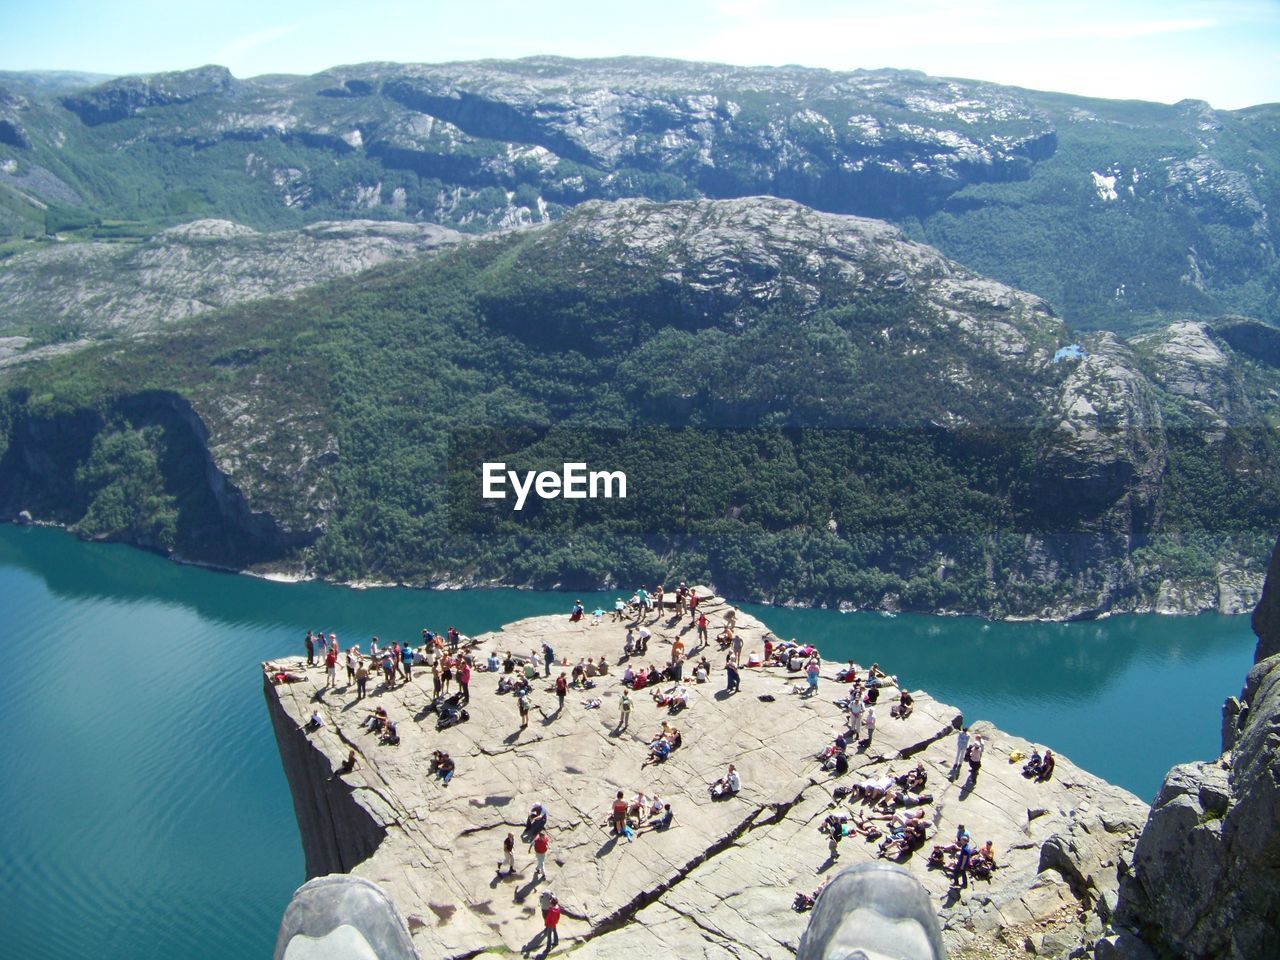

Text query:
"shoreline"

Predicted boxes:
[[1, 517, 1262, 621]]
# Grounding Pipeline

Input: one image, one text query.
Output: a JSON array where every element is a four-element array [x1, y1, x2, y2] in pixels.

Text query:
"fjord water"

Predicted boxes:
[[0, 525, 1256, 960]]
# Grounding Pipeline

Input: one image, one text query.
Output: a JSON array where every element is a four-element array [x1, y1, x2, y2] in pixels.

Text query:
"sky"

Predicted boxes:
[[2, 0, 1277, 109]]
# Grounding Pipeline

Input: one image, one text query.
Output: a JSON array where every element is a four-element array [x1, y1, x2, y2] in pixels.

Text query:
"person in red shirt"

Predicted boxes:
[[324, 645, 338, 689], [543, 896, 561, 950], [532, 829, 549, 879], [611, 790, 628, 835]]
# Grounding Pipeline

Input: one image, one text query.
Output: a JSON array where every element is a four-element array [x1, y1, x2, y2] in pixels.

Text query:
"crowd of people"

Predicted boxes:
[[276, 583, 1056, 954]]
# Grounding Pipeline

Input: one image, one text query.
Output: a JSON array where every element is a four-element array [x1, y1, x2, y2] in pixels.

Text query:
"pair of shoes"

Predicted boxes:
[[796, 862, 946, 960], [273, 875, 419, 960]]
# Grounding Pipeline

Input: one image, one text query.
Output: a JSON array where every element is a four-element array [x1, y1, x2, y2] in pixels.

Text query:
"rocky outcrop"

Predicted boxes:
[[60, 64, 237, 125], [0, 218, 461, 345], [1253, 532, 1280, 662], [266, 594, 1147, 959], [1108, 535, 1280, 958]]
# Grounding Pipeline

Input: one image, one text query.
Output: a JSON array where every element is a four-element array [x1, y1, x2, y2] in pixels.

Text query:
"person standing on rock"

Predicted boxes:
[[618, 689, 632, 731], [324, 644, 338, 689], [497, 831, 516, 878], [805, 657, 820, 696], [863, 706, 876, 745], [725, 657, 741, 694], [305, 630, 316, 666], [950, 725, 970, 781], [518, 690, 532, 730], [353, 656, 369, 699], [458, 657, 472, 705], [555, 672, 567, 714], [849, 685, 865, 738], [525, 893, 559, 956], [696, 613, 709, 647], [611, 790, 629, 834], [542, 642, 555, 678], [532, 829, 549, 880], [965, 734, 984, 783]]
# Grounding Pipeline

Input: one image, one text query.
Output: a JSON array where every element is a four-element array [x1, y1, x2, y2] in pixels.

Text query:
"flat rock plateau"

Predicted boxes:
[[265, 592, 1148, 959]]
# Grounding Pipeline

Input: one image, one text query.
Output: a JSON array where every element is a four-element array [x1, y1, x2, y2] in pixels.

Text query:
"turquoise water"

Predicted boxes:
[[0, 524, 1257, 959]]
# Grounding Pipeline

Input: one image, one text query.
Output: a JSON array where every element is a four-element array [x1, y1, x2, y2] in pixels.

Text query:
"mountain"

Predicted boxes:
[[2, 197, 1276, 617], [0, 58, 1276, 333]]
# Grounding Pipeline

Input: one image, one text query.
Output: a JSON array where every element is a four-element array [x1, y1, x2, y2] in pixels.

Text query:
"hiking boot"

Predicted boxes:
[[796, 861, 946, 960], [274, 874, 420, 960]]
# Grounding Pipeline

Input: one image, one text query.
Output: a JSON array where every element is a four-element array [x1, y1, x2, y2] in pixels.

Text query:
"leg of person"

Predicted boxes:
[[273, 874, 420, 960], [795, 861, 946, 960]]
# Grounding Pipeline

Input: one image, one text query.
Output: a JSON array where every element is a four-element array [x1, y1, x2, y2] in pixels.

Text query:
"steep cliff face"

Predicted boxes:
[[264, 673, 386, 877], [0, 390, 321, 567], [1108, 535, 1280, 958], [1252, 533, 1280, 662]]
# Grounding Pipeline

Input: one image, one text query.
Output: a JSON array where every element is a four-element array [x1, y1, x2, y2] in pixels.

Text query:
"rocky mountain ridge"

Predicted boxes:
[[0, 58, 1275, 329]]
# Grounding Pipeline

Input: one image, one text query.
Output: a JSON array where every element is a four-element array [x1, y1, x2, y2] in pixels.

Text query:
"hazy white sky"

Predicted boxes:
[[3, 0, 1278, 109]]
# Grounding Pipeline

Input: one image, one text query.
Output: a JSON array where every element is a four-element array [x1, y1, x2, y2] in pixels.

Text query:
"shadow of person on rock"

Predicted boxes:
[[713, 689, 734, 701], [942, 886, 963, 908], [958, 775, 978, 801], [513, 875, 542, 903], [504, 729, 523, 745], [596, 834, 619, 857]]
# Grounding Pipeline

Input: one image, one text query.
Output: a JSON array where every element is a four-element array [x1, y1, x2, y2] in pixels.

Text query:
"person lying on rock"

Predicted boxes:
[[878, 818, 927, 860], [851, 773, 896, 803]]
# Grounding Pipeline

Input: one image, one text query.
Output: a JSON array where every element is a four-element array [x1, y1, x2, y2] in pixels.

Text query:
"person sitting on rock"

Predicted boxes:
[[329, 750, 358, 781], [1024, 748, 1055, 782], [709, 764, 741, 799], [969, 839, 997, 878], [361, 706, 388, 733], [431, 751, 455, 785], [621, 664, 636, 686], [891, 690, 914, 719], [643, 737, 671, 766], [524, 803, 548, 838], [1037, 749, 1055, 781], [379, 720, 400, 746], [596, 658, 609, 676], [895, 762, 928, 794], [823, 748, 850, 776], [569, 600, 585, 622]]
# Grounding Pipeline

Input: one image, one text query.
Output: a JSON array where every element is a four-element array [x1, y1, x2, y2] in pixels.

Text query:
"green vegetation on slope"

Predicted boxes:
[[4, 200, 1277, 615]]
